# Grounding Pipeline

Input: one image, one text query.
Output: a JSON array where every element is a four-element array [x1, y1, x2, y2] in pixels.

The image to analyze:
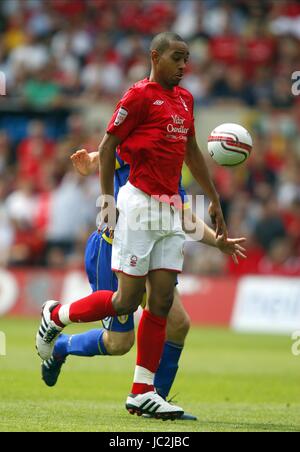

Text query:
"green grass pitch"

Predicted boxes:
[[0, 318, 299, 432]]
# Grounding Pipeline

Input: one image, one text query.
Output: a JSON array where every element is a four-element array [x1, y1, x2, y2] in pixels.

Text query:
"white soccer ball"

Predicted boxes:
[[208, 123, 253, 167]]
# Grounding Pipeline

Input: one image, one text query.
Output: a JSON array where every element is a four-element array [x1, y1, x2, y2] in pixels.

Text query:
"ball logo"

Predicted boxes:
[[114, 107, 128, 126]]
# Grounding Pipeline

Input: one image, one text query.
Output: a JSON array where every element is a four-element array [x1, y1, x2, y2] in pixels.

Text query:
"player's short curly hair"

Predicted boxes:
[[150, 32, 186, 55]]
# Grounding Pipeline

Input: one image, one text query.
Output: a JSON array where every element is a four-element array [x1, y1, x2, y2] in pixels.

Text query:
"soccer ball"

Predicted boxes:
[[208, 123, 253, 167]]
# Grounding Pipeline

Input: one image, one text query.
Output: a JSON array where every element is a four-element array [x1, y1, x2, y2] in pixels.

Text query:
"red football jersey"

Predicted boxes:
[[107, 78, 195, 198]]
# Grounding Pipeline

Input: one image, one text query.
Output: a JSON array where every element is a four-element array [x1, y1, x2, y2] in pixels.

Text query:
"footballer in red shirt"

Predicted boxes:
[[107, 78, 195, 199], [36, 32, 227, 420]]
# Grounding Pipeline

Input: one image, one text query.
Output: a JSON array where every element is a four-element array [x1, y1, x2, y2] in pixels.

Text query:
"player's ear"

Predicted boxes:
[[151, 49, 160, 65]]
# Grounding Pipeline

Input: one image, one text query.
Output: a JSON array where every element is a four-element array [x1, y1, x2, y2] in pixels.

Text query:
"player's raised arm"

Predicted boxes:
[[99, 133, 121, 227], [182, 207, 246, 264], [185, 135, 227, 239]]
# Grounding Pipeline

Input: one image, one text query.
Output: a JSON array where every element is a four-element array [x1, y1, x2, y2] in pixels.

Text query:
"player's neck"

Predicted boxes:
[[149, 71, 174, 91]]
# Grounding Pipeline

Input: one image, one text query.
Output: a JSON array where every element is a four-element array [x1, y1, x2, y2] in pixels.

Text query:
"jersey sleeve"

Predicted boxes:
[[178, 176, 190, 210], [107, 86, 147, 142]]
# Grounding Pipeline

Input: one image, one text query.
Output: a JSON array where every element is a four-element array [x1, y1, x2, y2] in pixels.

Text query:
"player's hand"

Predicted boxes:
[[216, 235, 247, 265], [70, 149, 93, 176], [208, 200, 228, 239]]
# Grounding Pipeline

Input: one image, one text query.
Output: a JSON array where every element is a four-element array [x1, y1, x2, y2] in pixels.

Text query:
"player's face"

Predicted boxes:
[[155, 41, 190, 88]]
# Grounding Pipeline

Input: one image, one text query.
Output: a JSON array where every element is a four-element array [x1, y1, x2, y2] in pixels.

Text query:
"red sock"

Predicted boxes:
[[131, 310, 167, 395], [51, 291, 116, 326]]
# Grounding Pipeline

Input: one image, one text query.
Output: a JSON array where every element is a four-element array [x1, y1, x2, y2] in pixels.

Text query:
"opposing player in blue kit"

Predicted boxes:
[[42, 149, 246, 420]]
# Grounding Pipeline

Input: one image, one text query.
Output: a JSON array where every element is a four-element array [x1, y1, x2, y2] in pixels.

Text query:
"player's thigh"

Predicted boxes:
[[149, 231, 185, 274], [114, 271, 147, 314], [167, 288, 191, 345], [85, 230, 102, 292], [146, 270, 178, 317], [85, 229, 116, 292]]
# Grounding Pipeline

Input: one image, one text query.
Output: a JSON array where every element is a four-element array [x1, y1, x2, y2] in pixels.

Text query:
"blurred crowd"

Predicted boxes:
[[0, 0, 300, 276], [0, 0, 300, 108], [184, 106, 300, 276], [0, 116, 100, 268]]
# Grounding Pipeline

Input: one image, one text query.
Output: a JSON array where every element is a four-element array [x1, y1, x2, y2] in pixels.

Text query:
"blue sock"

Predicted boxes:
[[154, 341, 184, 399], [53, 329, 110, 359]]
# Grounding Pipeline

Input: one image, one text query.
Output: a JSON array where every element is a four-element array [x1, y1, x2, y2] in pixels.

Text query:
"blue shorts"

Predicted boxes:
[[85, 230, 134, 333]]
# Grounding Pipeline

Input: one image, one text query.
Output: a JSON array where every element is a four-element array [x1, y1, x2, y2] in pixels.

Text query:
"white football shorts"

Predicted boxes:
[[112, 182, 186, 277]]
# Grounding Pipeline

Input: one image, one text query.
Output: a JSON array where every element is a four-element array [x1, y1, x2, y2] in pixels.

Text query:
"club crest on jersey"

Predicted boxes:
[[180, 96, 189, 112], [118, 315, 129, 325], [153, 100, 164, 105], [114, 107, 128, 126], [130, 255, 138, 267]]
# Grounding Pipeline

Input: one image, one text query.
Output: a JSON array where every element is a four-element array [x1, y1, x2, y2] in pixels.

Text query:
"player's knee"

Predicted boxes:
[[106, 332, 135, 356], [176, 313, 191, 340], [162, 294, 174, 314], [113, 291, 143, 315], [167, 308, 191, 343], [150, 293, 174, 317]]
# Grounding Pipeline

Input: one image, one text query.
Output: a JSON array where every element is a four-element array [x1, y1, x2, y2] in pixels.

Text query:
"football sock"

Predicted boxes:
[[53, 329, 110, 359], [154, 341, 183, 399], [131, 310, 167, 395], [51, 291, 116, 327]]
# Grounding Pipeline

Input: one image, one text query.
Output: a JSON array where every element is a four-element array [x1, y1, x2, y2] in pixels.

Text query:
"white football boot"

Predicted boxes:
[[36, 301, 64, 360], [126, 391, 184, 421]]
